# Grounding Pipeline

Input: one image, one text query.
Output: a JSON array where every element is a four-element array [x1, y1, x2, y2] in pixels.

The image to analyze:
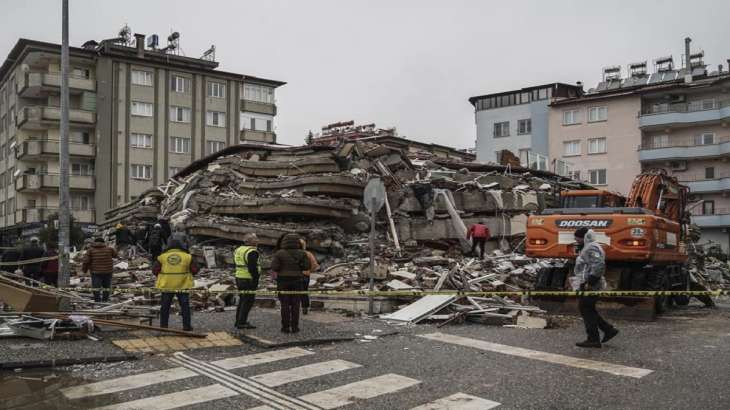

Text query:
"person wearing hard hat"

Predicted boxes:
[[152, 240, 198, 331], [233, 233, 261, 330]]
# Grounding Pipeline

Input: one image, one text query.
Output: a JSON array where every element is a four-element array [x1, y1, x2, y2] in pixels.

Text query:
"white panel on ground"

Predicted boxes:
[[380, 295, 456, 323], [410, 392, 501, 410], [251, 359, 362, 387], [211, 347, 314, 370], [419, 333, 653, 378], [93, 384, 238, 410], [61, 367, 197, 399], [299, 373, 421, 409]]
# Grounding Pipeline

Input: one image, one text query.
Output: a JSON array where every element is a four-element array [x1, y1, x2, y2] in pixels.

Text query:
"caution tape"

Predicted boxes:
[[36, 286, 730, 298], [0, 255, 59, 266]]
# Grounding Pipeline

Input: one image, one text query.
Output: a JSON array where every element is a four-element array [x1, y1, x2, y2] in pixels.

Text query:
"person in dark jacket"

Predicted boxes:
[[1, 246, 22, 274], [115, 224, 136, 259], [270, 233, 310, 333], [82, 237, 118, 302], [146, 223, 165, 263], [21, 237, 45, 282], [41, 243, 60, 287]]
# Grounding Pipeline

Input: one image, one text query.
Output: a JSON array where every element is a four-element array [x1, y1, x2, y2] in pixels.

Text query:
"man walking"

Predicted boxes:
[[466, 221, 490, 259], [82, 237, 117, 302], [573, 227, 619, 348], [152, 240, 197, 331], [233, 234, 260, 330], [270, 233, 310, 333]]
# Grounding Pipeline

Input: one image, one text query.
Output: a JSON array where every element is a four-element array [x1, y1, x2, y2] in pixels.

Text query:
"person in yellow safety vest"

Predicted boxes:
[[234, 233, 261, 330], [152, 240, 199, 331]]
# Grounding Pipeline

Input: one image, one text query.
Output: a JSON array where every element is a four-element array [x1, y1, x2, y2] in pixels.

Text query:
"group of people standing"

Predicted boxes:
[[1, 237, 59, 286]]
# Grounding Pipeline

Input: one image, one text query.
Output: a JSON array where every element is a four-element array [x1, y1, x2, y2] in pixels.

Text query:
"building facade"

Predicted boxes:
[[0, 34, 284, 241], [548, 39, 730, 251], [469, 83, 582, 168]]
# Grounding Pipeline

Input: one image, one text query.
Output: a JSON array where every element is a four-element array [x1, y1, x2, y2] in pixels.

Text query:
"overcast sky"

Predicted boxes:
[[2, 0, 728, 148]]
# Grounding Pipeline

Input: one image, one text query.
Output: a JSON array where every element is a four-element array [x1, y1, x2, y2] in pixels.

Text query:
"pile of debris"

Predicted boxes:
[[688, 240, 730, 289]]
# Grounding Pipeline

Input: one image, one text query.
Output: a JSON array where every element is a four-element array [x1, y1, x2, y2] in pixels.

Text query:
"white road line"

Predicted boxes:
[[212, 347, 314, 370], [410, 392, 501, 410], [251, 359, 362, 387], [93, 384, 238, 410], [61, 367, 198, 399], [419, 333, 653, 379], [171, 353, 320, 410], [299, 373, 421, 409]]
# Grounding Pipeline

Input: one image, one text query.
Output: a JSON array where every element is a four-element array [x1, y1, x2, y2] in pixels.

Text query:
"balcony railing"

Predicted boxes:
[[15, 173, 95, 191], [16, 139, 95, 159], [690, 207, 730, 217], [639, 135, 730, 150], [18, 72, 95, 95], [641, 99, 730, 115], [676, 171, 730, 183], [17, 106, 96, 128], [15, 207, 96, 224]]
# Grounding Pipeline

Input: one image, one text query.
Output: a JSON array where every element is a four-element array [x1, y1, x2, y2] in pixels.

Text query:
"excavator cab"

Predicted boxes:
[[560, 190, 625, 209]]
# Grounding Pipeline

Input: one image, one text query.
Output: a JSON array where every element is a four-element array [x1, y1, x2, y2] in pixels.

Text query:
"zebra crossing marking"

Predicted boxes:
[[410, 392, 501, 410], [93, 384, 238, 410], [251, 359, 362, 387], [419, 332, 653, 378]]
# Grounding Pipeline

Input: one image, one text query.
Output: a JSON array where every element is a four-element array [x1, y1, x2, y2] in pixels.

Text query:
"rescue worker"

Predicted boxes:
[[233, 234, 260, 330], [300, 238, 320, 315], [270, 233, 310, 333], [115, 224, 136, 259], [1, 246, 22, 275], [146, 223, 165, 263], [573, 227, 619, 348], [41, 243, 60, 287], [166, 226, 190, 251], [21, 237, 45, 282], [82, 237, 117, 302], [466, 221, 490, 259], [152, 240, 198, 331]]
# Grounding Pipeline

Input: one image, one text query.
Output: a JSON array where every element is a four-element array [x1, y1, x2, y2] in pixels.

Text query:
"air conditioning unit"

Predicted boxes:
[[669, 161, 687, 171]]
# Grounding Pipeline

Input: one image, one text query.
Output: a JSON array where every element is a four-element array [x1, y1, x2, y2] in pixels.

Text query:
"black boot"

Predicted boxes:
[[576, 340, 602, 348], [601, 328, 619, 343]]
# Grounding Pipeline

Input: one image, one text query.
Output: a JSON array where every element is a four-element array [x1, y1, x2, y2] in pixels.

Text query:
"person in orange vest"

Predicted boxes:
[[152, 240, 199, 331], [466, 221, 490, 258]]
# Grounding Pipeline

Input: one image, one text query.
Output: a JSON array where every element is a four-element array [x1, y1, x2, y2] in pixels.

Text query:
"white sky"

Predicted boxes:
[[1, 0, 728, 148]]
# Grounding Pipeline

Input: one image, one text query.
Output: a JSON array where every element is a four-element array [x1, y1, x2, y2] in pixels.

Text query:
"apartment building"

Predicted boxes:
[[0, 32, 284, 241], [549, 38, 730, 251], [469, 83, 582, 169]]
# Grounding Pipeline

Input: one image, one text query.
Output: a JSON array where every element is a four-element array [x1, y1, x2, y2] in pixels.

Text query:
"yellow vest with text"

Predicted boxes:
[[156, 249, 194, 290], [234, 246, 259, 279]]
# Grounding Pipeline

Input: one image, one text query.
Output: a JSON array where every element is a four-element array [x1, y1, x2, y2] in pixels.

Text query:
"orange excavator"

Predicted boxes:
[[526, 170, 690, 318]]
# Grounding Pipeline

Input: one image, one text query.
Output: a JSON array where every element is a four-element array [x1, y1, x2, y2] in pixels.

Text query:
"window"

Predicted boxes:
[[563, 109, 580, 125], [206, 140, 225, 155], [72, 195, 90, 210], [588, 106, 608, 122], [703, 200, 715, 215], [131, 101, 153, 117], [169, 167, 181, 176], [131, 133, 153, 148], [705, 167, 715, 179], [0, 144, 5, 160], [171, 75, 191, 93], [241, 114, 273, 132], [242, 84, 275, 104], [568, 170, 581, 181], [169, 106, 191, 123], [493, 121, 510, 137], [701, 99, 716, 110], [207, 82, 225, 98], [206, 111, 226, 127], [517, 119, 531, 135], [130, 164, 152, 180], [538, 88, 548, 100], [131, 70, 153, 86], [694, 133, 715, 145], [71, 131, 91, 144], [588, 137, 607, 154], [520, 92, 530, 103], [170, 136, 191, 154], [72, 68, 90, 79], [71, 163, 94, 176], [648, 135, 669, 149], [589, 169, 607, 185], [563, 140, 581, 156]]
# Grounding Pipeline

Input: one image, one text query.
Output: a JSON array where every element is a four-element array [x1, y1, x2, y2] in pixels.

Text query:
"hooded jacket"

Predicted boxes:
[[573, 229, 606, 290], [270, 234, 311, 278]]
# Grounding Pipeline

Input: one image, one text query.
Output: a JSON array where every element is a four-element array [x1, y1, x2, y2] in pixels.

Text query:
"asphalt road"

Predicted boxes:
[[3, 304, 730, 410]]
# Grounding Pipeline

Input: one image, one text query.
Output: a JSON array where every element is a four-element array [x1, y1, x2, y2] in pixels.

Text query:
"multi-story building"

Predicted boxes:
[[549, 38, 730, 251], [0, 31, 284, 241], [469, 83, 582, 169]]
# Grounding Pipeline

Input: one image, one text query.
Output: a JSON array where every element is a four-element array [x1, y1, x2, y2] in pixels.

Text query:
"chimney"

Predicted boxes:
[[684, 37, 692, 69], [134, 33, 145, 58]]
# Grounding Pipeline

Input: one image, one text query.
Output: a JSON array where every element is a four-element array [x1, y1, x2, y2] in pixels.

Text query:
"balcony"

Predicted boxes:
[[18, 72, 95, 97], [639, 99, 730, 129], [690, 208, 730, 228], [240, 129, 276, 144], [241, 100, 277, 116], [15, 207, 95, 224], [638, 136, 730, 161], [679, 173, 730, 194], [17, 106, 96, 130], [16, 140, 95, 160], [15, 173, 95, 192]]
